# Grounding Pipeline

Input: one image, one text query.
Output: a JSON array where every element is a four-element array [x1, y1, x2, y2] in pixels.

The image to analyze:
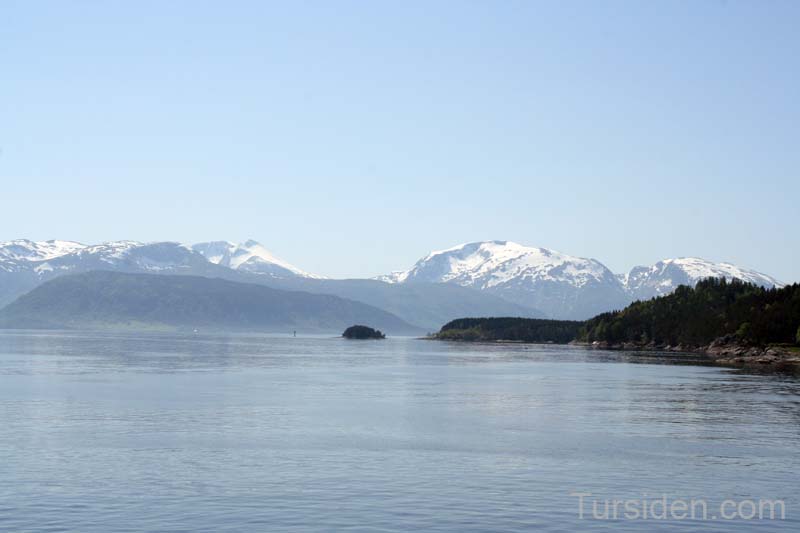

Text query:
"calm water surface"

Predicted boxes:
[[0, 331, 798, 532]]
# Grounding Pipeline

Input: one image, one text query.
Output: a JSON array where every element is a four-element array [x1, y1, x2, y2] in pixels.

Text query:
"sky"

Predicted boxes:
[[1, 0, 798, 282]]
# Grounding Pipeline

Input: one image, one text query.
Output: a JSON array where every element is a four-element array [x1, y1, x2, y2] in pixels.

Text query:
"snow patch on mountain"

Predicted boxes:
[[76, 241, 143, 263], [0, 239, 86, 263], [375, 271, 409, 284], [0, 239, 149, 268]]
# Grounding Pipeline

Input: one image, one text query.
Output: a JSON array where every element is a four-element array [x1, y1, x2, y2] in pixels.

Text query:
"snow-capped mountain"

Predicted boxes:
[[192, 240, 322, 279], [623, 257, 782, 301], [380, 241, 631, 320], [378, 241, 786, 320], [383, 241, 608, 288], [0, 239, 212, 274], [0, 238, 319, 307], [0, 239, 318, 279]]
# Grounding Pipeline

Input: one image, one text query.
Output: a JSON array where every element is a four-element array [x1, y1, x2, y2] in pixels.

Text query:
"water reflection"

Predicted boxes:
[[0, 330, 798, 532]]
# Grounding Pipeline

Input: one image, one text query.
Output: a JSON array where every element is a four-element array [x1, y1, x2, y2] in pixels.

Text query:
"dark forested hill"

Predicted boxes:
[[579, 278, 800, 347], [0, 271, 421, 334], [435, 317, 584, 343]]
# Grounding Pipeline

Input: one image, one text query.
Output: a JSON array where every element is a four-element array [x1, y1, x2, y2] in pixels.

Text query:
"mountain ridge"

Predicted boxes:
[[0, 238, 784, 324], [379, 241, 783, 320], [0, 239, 542, 330], [0, 271, 421, 334]]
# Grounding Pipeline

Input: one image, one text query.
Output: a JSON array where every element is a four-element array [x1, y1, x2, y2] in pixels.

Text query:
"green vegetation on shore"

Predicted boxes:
[[432, 279, 800, 353], [578, 278, 800, 347], [434, 317, 583, 343]]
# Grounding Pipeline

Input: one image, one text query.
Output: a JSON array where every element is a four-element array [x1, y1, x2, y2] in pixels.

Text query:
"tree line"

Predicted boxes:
[[436, 317, 583, 343], [435, 279, 800, 348], [578, 278, 800, 347]]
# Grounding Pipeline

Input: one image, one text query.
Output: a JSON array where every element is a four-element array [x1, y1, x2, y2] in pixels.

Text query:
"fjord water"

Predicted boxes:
[[0, 332, 798, 532]]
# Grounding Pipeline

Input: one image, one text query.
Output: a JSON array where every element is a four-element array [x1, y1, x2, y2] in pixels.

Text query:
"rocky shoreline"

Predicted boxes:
[[576, 337, 800, 371]]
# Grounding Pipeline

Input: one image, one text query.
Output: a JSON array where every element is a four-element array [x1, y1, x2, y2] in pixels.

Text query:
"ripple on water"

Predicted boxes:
[[0, 331, 798, 532]]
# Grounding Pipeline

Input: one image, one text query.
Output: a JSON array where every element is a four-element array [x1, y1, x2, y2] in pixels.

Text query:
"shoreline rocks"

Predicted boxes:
[[574, 338, 800, 371]]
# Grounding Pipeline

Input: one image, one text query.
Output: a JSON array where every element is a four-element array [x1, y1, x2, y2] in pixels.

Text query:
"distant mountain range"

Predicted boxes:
[[378, 241, 783, 319], [0, 238, 784, 326], [0, 239, 540, 330]]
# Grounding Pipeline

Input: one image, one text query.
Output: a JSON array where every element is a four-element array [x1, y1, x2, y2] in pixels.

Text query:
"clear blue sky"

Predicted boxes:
[[1, 1, 798, 281]]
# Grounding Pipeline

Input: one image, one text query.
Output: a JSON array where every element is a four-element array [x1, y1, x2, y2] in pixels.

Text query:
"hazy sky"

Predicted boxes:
[[1, 1, 798, 281]]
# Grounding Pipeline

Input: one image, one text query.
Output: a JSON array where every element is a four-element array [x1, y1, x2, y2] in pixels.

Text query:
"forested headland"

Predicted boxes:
[[434, 317, 583, 344], [432, 279, 800, 367], [578, 278, 800, 348]]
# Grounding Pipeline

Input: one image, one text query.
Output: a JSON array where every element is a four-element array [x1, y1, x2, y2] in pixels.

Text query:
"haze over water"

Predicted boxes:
[[1, 331, 798, 531]]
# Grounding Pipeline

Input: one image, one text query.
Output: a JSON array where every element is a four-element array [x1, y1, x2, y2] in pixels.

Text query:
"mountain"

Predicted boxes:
[[0, 239, 318, 308], [0, 239, 536, 331], [380, 241, 631, 320], [0, 271, 420, 334], [2, 238, 785, 329], [0, 238, 317, 280], [0, 239, 234, 307], [379, 241, 786, 320], [191, 240, 322, 279], [622, 257, 783, 301]]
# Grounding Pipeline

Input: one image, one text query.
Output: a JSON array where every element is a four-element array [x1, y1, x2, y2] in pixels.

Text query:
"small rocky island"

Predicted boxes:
[[342, 325, 386, 339]]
